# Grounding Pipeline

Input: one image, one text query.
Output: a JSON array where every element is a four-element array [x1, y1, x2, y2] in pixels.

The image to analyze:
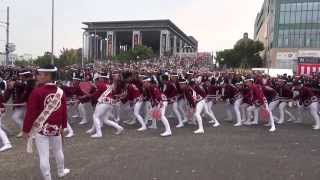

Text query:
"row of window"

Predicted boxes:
[[278, 29, 320, 48], [279, 10, 320, 24], [280, 2, 320, 12]]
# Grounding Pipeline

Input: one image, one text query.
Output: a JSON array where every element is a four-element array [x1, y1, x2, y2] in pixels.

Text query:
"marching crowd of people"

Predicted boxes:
[[0, 60, 320, 180]]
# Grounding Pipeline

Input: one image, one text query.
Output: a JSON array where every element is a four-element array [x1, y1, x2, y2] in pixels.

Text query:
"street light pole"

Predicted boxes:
[[51, 0, 55, 65], [5, 6, 9, 66]]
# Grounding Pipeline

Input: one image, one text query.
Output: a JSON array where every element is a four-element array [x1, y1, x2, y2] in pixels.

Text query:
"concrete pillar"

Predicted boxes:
[[160, 30, 170, 56], [173, 36, 177, 56], [106, 31, 114, 58], [113, 32, 117, 56], [132, 30, 141, 49], [179, 39, 183, 54]]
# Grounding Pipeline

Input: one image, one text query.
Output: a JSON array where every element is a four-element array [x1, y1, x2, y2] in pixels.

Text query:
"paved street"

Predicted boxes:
[[0, 103, 320, 180]]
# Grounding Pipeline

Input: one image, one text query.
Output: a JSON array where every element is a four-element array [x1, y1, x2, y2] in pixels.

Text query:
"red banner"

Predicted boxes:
[[107, 35, 113, 57], [298, 63, 320, 75], [134, 34, 139, 47]]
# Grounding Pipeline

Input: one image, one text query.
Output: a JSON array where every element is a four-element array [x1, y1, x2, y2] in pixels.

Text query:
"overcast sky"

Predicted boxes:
[[0, 0, 264, 57]]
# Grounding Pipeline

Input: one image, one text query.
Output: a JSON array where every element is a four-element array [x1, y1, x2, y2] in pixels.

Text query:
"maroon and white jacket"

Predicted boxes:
[[23, 83, 67, 136], [184, 85, 203, 108], [163, 81, 178, 103], [251, 84, 267, 106], [123, 82, 142, 103], [144, 85, 167, 107]]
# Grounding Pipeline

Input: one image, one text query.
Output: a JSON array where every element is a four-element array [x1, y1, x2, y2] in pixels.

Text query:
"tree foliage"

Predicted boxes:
[[113, 45, 154, 62], [31, 48, 82, 68], [33, 52, 57, 67], [216, 39, 264, 69]]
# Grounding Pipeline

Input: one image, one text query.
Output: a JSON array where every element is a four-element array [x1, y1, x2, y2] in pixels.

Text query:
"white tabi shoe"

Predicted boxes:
[[193, 129, 204, 134], [90, 133, 102, 138], [213, 122, 221, 127], [312, 125, 320, 130], [176, 123, 184, 128], [0, 144, 12, 152], [264, 122, 271, 127], [188, 120, 197, 126], [115, 127, 124, 135], [269, 127, 276, 132], [16, 132, 23, 138], [208, 120, 215, 124], [115, 118, 121, 123], [148, 125, 158, 129], [126, 119, 137, 125], [250, 121, 259, 125], [160, 131, 172, 137], [86, 128, 95, 134], [58, 168, 70, 178], [65, 132, 74, 138], [137, 127, 147, 131], [182, 119, 189, 123], [79, 120, 88, 125], [233, 122, 242, 127]]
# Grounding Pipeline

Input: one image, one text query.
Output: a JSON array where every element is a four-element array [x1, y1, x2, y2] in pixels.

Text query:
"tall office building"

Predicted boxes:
[[255, 0, 320, 74]]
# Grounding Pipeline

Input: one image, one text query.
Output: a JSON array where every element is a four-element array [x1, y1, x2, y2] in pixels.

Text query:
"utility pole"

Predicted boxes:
[[51, 0, 55, 65], [5, 6, 9, 66]]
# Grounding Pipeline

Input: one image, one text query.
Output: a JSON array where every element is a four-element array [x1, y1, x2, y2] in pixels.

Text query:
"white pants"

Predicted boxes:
[[295, 101, 304, 122], [0, 114, 10, 146], [178, 98, 188, 121], [71, 103, 80, 117], [246, 105, 260, 124], [93, 103, 123, 136], [35, 134, 65, 180], [240, 103, 250, 122], [11, 107, 26, 129], [78, 103, 90, 123], [267, 100, 279, 129], [133, 101, 146, 129], [225, 101, 234, 120], [233, 98, 243, 124], [203, 101, 219, 123], [113, 102, 121, 121], [277, 102, 295, 123], [194, 100, 206, 131], [159, 102, 172, 134], [247, 103, 275, 127], [307, 102, 320, 128], [65, 105, 74, 134], [171, 101, 183, 125], [143, 101, 152, 123]]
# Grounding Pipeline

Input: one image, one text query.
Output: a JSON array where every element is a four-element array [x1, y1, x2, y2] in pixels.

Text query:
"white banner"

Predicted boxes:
[[298, 50, 320, 58], [276, 52, 297, 60]]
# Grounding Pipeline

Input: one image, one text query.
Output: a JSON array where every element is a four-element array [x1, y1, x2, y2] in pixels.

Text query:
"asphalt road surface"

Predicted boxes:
[[0, 103, 320, 180]]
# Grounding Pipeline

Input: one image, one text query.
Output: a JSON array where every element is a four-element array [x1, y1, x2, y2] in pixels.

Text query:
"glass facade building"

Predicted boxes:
[[254, 0, 320, 72], [277, 1, 320, 48]]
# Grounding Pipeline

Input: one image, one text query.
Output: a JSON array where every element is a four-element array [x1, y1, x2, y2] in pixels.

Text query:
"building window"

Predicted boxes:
[[278, 2, 320, 48]]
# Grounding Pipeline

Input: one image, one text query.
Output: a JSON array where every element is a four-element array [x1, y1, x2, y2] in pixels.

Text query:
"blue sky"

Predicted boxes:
[[0, 0, 264, 57]]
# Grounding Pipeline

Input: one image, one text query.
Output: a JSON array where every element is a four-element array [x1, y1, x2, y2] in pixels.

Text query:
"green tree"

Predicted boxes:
[[15, 60, 31, 66], [234, 40, 264, 68], [113, 45, 154, 62], [216, 49, 241, 68], [33, 52, 57, 67], [57, 48, 81, 67], [216, 37, 264, 69]]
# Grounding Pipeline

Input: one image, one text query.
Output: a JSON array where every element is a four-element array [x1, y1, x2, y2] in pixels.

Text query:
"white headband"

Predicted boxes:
[[19, 71, 31, 75], [37, 67, 58, 72], [142, 78, 152, 82]]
